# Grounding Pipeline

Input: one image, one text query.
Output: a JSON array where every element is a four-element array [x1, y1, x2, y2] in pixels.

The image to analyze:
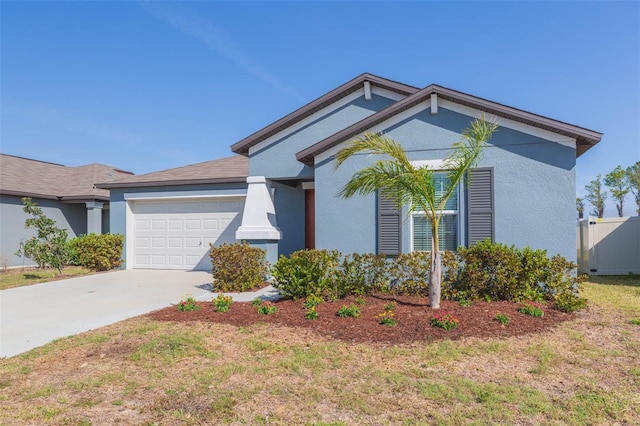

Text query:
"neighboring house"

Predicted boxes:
[[99, 73, 603, 271], [0, 154, 132, 268]]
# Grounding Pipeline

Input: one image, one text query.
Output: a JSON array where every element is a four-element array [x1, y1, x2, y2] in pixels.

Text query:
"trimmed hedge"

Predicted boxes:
[[69, 234, 124, 271], [210, 242, 269, 292], [270, 242, 587, 310]]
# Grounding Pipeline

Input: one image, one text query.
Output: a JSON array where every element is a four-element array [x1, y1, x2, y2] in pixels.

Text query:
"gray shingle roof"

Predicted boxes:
[[0, 154, 133, 201], [95, 155, 248, 189]]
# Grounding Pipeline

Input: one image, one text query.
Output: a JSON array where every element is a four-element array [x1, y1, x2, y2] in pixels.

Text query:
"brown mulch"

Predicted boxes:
[[148, 294, 575, 345]]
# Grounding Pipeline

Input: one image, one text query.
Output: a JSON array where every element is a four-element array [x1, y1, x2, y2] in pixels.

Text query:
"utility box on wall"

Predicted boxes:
[[577, 216, 640, 275]]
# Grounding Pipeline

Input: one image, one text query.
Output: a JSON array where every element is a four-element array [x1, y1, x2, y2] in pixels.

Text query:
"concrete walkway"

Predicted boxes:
[[0, 270, 279, 358]]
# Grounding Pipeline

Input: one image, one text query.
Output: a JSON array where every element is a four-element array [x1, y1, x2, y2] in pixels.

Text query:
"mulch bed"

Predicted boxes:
[[147, 294, 575, 345]]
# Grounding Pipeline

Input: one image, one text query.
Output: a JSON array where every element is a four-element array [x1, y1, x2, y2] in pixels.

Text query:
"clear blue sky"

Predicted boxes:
[[2, 1, 639, 215]]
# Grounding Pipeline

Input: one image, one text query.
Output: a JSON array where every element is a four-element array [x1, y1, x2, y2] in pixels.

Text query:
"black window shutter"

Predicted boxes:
[[378, 190, 401, 255], [467, 168, 494, 246]]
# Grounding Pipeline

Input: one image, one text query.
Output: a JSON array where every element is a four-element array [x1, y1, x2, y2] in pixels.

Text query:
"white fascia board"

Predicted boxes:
[[315, 102, 431, 164], [248, 89, 365, 156], [438, 99, 577, 149], [124, 189, 246, 201]]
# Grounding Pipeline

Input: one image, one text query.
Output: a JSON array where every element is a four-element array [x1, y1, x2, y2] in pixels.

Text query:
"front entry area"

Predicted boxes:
[[130, 198, 243, 270]]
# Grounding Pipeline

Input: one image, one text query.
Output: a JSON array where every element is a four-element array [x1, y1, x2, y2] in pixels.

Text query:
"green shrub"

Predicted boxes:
[[332, 252, 390, 298], [271, 249, 340, 300], [387, 252, 431, 296], [456, 241, 522, 301], [554, 292, 587, 313], [69, 234, 124, 271], [210, 242, 269, 292], [440, 241, 586, 311]]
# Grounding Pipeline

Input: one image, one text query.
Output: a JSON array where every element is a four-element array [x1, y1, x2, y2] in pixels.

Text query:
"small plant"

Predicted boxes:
[[519, 301, 544, 317], [355, 296, 366, 306], [629, 319, 640, 326], [458, 299, 471, 307], [303, 295, 323, 309], [554, 292, 587, 313], [251, 298, 262, 307], [377, 310, 396, 326], [213, 294, 233, 313], [430, 312, 459, 330], [384, 302, 396, 311], [336, 304, 361, 318], [495, 313, 510, 325], [257, 301, 277, 315], [304, 305, 318, 320], [177, 295, 200, 312]]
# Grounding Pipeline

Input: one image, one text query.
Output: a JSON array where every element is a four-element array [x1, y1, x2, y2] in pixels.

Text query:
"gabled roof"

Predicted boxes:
[[230, 73, 419, 156], [296, 84, 603, 165], [96, 155, 248, 189], [0, 154, 132, 201]]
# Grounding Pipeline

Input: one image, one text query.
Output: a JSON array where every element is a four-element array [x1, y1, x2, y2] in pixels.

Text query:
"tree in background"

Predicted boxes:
[[15, 197, 72, 274], [585, 175, 607, 218], [576, 197, 584, 219], [604, 165, 630, 217], [627, 161, 640, 215], [335, 118, 497, 310]]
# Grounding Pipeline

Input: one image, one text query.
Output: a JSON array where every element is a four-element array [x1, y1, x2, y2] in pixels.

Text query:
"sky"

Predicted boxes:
[[2, 1, 639, 216]]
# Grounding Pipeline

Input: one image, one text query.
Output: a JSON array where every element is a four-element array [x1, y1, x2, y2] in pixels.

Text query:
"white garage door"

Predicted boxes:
[[131, 198, 244, 270]]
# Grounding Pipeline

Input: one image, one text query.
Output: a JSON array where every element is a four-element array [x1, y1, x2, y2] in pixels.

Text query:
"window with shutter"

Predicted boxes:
[[411, 173, 459, 252]]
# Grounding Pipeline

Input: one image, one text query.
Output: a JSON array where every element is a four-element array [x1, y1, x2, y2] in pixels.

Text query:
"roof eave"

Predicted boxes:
[[296, 84, 603, 165], [231, 73, 419, 156], [95, 176, 248, 189]]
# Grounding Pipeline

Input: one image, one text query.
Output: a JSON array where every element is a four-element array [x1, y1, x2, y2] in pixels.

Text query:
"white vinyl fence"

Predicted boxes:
[[577, 216, 640, 275]]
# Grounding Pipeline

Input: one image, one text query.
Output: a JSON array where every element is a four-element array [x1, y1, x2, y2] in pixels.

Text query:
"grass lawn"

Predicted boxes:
[[0, 276, 638, 425], [0, 266, 94, 291]]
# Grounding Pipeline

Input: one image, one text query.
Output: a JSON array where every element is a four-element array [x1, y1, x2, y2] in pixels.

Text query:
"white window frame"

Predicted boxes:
[[409, 176, 465, 252]]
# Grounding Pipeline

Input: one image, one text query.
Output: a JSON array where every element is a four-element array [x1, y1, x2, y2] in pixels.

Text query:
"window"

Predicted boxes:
[[412, 172, 460, 252]]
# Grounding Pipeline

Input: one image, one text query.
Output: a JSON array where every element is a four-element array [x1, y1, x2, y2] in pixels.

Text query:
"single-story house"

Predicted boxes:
[[98, 73, 603, 271], [0, 154, 132, 268]]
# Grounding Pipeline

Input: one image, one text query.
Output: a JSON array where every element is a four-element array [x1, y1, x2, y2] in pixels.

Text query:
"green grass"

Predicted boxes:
[[0, 276, 638, 424], [0, 266, 93, 290], [582, 275, 640, 315]]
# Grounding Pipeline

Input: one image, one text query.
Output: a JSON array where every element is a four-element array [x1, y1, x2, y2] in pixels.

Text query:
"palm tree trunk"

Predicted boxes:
[[430, 221, 441, 309]]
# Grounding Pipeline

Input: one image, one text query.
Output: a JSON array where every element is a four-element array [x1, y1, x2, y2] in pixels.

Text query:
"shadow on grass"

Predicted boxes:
[[586, 275, 640, 287]]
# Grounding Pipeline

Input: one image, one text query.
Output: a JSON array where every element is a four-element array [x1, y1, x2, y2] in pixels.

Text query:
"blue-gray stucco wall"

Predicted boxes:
[[249, 94, 396, 179], [273, 185, 305, 258], [314, 107, 577, 261], [0, 195, 88, 267]]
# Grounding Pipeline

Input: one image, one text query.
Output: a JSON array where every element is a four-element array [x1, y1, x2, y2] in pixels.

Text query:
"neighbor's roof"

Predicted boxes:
[[0, 154, 133, 201], [96, 155, 249, 189], [296, 84, 604, 165], [231, 73, 419, 156]]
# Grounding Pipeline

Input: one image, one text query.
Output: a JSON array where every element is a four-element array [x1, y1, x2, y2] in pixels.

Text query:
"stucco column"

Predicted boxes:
[[85, 201, 104, 235], [236, 176, 282, 265]]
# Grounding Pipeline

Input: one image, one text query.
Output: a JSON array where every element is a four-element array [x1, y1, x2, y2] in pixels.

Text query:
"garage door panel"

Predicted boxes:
[[185, 219, 201, 230], [168, 220, 183, 230], [132, 198, 243, 270]]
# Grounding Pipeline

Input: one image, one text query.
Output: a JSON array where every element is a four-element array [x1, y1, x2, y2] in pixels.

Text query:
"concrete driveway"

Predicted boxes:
[[0, 269, 278, 358]]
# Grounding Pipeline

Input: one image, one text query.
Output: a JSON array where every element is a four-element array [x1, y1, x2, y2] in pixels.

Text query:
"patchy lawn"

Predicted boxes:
[[0, 276, 638, 425], [0, 266, 94, 291]]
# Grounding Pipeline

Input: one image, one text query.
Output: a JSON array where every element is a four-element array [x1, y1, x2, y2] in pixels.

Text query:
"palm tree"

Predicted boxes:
[[334, 118, 497, 309]]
